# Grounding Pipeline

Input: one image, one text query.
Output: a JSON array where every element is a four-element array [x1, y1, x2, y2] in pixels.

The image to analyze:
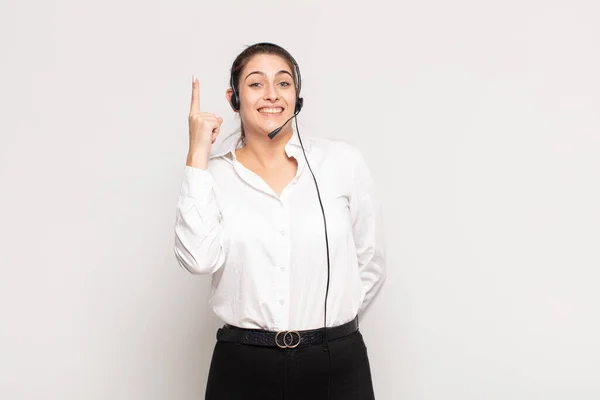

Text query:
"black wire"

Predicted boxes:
[[294, 117, 332, 399]]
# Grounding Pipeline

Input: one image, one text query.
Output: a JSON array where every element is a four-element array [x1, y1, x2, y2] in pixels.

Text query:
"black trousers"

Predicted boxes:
[[205, 330, 375, 399]]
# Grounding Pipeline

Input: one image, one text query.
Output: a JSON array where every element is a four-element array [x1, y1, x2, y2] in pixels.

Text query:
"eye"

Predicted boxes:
[[249, 82, 261, 88], [279, 81, 291, 87]]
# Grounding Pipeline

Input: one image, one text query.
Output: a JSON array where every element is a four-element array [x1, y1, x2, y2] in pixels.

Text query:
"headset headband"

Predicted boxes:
[[229, 42, 303, 113]]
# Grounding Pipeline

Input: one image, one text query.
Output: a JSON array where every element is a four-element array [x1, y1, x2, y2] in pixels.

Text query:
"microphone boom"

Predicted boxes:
[[268, 111, 299, 139]]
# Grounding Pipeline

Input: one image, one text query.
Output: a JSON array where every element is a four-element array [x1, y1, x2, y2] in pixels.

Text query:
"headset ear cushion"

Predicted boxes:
[[231, 91, 240, 111], [295, 97, 304, 113]]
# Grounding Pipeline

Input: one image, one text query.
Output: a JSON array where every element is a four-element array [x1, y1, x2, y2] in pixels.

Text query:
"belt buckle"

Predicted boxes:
[[275, 330, 301, 348]]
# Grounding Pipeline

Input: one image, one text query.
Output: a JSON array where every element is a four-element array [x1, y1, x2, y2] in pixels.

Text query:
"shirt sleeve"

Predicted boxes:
[[173, 165, 228, 274], [348, 147, 387, 318]]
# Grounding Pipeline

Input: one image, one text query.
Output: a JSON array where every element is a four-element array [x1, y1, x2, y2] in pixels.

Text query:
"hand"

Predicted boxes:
[[188, 76, 223, 155]]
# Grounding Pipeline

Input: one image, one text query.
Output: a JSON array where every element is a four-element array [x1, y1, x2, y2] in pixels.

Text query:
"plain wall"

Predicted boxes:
[[1, 0, 599, 399]]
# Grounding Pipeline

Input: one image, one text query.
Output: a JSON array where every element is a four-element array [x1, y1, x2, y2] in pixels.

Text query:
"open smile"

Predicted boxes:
[[258, 107, 284, 116]]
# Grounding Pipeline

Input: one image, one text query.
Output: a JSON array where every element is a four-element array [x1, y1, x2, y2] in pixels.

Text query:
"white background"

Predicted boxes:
[[1, 0, 599, 399]]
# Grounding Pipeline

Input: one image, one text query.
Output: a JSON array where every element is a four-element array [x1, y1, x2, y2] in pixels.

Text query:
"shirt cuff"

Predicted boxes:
[[180, 165, 214, 200]]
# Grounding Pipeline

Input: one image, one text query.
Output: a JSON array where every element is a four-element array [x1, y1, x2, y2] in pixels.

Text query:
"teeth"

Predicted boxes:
[[258, 107, 283, 114]]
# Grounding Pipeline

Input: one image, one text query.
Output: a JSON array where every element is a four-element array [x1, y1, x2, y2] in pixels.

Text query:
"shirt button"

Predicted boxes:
[[280, 267, 285, 272], [279, 300, 284, 305], [280, 230, 285, 236]]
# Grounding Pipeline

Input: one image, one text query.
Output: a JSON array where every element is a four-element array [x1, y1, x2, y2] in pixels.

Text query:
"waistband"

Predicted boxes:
[[216, 316, 359, 349]]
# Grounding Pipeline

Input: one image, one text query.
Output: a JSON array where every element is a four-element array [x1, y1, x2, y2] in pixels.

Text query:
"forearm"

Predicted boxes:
[[173, 166, 227, 274]]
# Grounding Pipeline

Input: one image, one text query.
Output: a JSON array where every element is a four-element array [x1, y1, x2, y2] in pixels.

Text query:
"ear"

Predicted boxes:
[[225, 88, 238, 113]]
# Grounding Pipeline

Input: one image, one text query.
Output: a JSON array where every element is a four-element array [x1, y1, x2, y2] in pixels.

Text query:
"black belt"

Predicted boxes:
[[216, 316, 359, 349]]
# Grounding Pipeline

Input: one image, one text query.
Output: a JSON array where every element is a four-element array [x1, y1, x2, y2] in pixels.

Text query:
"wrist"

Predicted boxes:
[[186, 151, 209, 170]]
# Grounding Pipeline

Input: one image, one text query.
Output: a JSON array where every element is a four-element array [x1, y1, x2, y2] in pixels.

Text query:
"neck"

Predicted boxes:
[[239, 127, 294, 168]]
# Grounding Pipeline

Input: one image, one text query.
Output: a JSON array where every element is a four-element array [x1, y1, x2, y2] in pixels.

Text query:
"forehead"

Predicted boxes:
[[242, 53, 293, 75]]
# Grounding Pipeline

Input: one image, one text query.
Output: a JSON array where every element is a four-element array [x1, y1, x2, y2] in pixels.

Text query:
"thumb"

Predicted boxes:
[[212, 127, 220, 143], [212, 118, 222, 143]]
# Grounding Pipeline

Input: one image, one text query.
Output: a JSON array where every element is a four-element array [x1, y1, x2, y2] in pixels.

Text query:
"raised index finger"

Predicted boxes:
[[190, 76, 200, 114]]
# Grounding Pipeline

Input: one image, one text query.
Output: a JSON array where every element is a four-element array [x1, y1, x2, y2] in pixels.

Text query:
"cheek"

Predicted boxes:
[[285, 91, 297, 106], [239, 96, 257, 119], [240, 90, 261, 107]]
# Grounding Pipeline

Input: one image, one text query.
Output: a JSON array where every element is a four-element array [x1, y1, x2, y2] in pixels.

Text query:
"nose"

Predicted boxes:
[[263, 82, 279, 102]]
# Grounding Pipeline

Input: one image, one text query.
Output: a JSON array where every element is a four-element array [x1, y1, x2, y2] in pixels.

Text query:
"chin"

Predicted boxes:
[[260, 123, 279, 135], [258, 116, 290, 132]]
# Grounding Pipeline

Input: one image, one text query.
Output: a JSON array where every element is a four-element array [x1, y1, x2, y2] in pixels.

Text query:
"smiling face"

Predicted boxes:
[[230, 53, 297, 137]]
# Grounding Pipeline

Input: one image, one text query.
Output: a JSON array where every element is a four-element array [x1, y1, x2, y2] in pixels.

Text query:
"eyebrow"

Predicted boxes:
[[244, 70, 293, 81]]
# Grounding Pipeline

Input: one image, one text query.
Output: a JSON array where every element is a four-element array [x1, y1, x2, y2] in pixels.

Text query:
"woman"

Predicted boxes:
[[174, 42, 386, 400]]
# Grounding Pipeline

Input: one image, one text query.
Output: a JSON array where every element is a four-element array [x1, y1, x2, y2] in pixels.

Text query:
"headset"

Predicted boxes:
[[229, 42, 333, 398], [229, 44, 304, 115]]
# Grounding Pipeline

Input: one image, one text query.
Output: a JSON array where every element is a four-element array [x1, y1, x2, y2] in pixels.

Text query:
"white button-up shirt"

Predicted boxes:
[[173, 127, 386, 331]]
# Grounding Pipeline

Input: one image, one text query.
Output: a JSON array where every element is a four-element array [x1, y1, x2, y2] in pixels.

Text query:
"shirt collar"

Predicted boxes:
[[209, 124, 312, 160]]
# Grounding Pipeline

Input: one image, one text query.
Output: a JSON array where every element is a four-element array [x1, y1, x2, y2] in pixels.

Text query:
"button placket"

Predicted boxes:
[[273, 199, 290, 329], [272, 209, 282, 324]]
